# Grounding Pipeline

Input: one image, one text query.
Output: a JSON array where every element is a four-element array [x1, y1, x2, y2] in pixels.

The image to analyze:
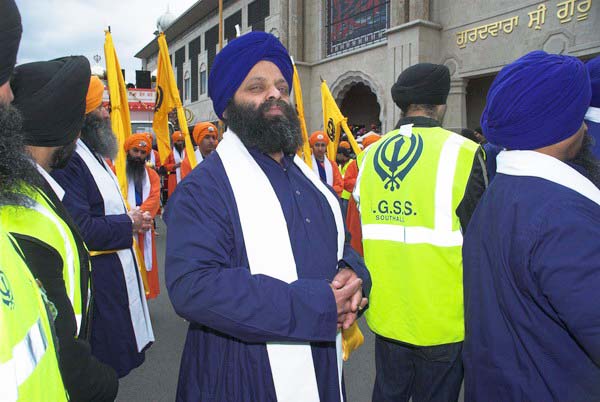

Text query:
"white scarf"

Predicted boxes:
[[217, 129, 345, 402], [497, 150, 600, 206], [149, 150, 156, 167], [585, 106, 600, 123], [127, 168, 153, 271], [173, 147, 185, 183], [311, 154, 333, 186], [194, 148, 204, 164], [76, 140, 154, 351]]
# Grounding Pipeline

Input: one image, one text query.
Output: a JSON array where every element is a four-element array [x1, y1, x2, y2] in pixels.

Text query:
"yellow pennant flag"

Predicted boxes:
[[292, 62, 312, 168], [104, 30, 131, 199], [320, 80, 362, 157], [104, 30, 148, 293], [152, 33, 197, 168]]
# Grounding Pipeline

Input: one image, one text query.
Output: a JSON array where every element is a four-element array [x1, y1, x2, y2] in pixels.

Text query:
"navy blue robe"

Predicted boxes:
[[52, 152, 146, 377], [165, 149, 370, 402], [463, 162, 600, 401]]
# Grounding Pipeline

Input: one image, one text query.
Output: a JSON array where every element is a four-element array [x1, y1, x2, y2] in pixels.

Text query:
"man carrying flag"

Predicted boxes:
[[164, 130, 186, 197], [153, 33, 196, 170], [125, 133, 162, 300], [180, 121, 218, 179]]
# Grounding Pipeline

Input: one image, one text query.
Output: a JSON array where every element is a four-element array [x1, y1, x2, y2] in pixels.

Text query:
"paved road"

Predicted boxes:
[[116, 218, 463, 401]]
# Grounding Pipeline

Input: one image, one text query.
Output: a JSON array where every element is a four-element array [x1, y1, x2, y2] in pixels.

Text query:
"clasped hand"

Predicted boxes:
[[330, 268, 368, 330], [127, 207, 153, 234]]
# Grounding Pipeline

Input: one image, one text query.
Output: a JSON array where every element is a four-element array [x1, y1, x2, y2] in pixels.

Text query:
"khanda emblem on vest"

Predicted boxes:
[[373, 133, 424, 191], [0, 270, 14, 310]]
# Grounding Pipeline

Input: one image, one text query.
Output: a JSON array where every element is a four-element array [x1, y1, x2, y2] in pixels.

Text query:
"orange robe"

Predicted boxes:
[[344, 160, 363, 256], [330, 159, 344, 197], [163, 150, 184, 198], [137, 167, 161, 299]]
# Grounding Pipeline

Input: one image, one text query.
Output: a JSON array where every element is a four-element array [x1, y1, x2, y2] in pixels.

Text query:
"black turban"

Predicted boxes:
[[0, 0, 22, 86], [391, 63, 450, 111], [11, 56, 91, 147]]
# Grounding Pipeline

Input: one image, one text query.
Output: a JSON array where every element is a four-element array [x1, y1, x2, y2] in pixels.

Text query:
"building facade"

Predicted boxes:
[[136, 0, 599, 134]]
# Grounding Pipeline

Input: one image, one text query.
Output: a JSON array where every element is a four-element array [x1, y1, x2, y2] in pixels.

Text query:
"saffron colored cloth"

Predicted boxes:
[[165, 148, 370, 402], [135, 167, 161, 300]]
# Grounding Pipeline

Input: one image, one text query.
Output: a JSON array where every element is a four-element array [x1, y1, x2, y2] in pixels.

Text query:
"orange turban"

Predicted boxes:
[[85, 76, 104, 114], [309, 131, 330, 147], [362, 133, 381, 148], [172, 131, 185, 142], [338, 141, 350, 149], [124, 133, 152, 154], [192, 122, 218, 145]]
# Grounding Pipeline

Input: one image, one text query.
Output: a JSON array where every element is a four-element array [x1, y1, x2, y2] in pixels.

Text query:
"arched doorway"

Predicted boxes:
[[339, 82, 381, 129]]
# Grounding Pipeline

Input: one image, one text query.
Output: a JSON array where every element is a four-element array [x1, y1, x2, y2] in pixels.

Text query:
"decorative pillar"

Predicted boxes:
[[444, 78, 468, 132]]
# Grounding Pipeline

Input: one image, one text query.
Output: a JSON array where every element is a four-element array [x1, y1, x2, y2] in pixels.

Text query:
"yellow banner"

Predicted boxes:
[[320, 80, 361, 158], [152, 33, 197, 168], [104, 30, 131, 200], [104, 30, 148, 286], [292, 63, 312, 168]]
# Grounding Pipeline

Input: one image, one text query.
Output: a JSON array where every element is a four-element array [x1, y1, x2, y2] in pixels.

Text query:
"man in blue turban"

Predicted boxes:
[[585, 56, 600, 159], [463, 50, 600, 401], [165, 31, 370, 401]]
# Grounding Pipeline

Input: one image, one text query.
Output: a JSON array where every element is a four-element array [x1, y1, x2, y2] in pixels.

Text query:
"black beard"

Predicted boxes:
[[80, 113, 118, 159], [50, 140, 77, 170], [225, 98, 302, 155], [570, 133, 600, 188], [0, 103, 41, 206], [126, 154, 146, 190]]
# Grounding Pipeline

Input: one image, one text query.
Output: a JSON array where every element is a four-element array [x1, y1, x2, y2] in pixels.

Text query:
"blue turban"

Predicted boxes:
[[586, 56, 600, 108], [208, 31, 293, 120], [481, 51, 591, 150]]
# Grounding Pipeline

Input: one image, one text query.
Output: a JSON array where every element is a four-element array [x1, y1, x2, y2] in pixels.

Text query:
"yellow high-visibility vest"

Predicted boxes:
[[357, 126, 478, 346]]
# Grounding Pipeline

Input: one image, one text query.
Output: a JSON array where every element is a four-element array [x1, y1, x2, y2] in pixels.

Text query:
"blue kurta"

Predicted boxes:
[[52, 152, 146, 377], [165, 149, 370, 402], [463, 160, 600, 401]]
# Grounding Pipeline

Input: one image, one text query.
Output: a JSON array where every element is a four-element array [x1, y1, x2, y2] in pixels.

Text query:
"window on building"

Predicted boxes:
[[199, 64, 207, 95], [184, 71, 191, 102], [248, 0, 269, 32], [326, 0, 390, 56]]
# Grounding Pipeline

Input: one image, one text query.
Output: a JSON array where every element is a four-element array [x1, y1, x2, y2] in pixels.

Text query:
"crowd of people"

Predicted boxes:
[[2, 0, 600, 401]]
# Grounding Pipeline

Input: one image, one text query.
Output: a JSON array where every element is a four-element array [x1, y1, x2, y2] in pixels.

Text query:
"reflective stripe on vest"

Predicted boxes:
[[0, 318, 47, 401], [30, 202, 81, 330], [361, 134, 467, 246], [1, 192, 84, 334]]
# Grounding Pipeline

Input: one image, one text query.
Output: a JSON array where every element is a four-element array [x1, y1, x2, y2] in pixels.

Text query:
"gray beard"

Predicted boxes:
[[80, 113, 118, 160]]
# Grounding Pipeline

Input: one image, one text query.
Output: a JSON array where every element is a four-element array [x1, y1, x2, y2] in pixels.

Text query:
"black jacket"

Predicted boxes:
[[394, 116, 488, 232]]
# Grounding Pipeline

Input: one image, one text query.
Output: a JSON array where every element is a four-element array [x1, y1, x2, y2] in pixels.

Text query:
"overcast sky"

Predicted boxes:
[[16, 0, 196, 83]]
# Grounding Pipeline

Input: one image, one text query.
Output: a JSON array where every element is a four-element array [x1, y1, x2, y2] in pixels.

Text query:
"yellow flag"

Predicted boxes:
[[320, 80, 362, 158], [152, 33, 197, 168], [104, 30, 131, 199], [292, 63, 312, 168], [104, 30, 148, 292]]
